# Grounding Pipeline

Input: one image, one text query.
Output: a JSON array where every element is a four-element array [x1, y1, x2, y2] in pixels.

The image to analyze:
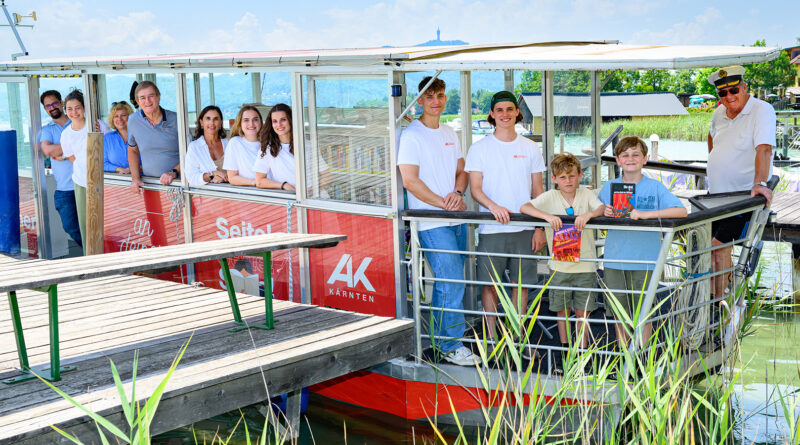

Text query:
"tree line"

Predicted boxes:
[[459, 39, 797, 115]]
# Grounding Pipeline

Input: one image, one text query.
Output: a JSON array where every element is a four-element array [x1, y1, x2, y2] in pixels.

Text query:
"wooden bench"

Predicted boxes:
[[0, 233, 345, 383]]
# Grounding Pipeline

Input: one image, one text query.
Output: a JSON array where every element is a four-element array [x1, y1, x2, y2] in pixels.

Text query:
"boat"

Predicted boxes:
[[0, 41, 780, 426]]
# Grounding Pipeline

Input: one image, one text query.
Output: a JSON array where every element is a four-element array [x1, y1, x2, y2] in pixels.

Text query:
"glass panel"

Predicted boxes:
[[0, 81, 37, 257], [303, 75, 391, 206]]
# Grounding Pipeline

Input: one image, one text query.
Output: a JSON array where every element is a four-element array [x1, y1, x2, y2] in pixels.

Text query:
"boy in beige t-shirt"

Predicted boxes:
[[520, 153, 605, 353]]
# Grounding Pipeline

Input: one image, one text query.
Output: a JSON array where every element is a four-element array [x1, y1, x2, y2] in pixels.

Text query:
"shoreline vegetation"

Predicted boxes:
[[593, 112, 714, 142]]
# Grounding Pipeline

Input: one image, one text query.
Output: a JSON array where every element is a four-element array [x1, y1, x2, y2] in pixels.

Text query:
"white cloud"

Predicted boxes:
[[3, 1, 176, 58], [629, 7, 724, 45]]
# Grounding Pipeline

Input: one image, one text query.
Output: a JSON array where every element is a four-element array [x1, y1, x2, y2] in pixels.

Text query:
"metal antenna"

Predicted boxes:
[[1, 1, 36, 60]]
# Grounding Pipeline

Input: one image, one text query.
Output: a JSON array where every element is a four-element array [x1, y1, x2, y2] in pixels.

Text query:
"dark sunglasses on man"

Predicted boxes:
[[717, 86, 740, 98]]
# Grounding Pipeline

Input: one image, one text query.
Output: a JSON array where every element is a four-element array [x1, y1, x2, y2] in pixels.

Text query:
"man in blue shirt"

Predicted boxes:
[[39, 90, 82, 248]]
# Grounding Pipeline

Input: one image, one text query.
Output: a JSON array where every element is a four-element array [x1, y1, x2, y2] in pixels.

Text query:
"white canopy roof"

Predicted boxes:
[[0, 41, 778, 73]]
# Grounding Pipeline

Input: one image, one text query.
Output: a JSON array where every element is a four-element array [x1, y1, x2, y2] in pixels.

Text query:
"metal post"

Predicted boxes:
[[208, 73, 216, 105], [27, 75, 52, 259], [7, 291, 29, 371], [504, 70, 515, 92], [541, 71, 555, 190], [291, 72, 311, 305], [82, 75, 98, 135], [220, 258, 243, 323], [175, 73, 195, 282], [590, 71, 602, 189], [634, 230, 675, 349], [459, 71, 472, 158], [192, 73, 202, 117], [96, 74, 108, 120], [410, 221, 422, 364], [389, 70, 406, 319], [251, 72, 261, 103], [48, 284, 60, 381], [263, 251, 274, 330]]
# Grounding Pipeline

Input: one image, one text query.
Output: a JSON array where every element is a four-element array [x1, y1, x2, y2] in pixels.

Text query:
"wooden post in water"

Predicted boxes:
[[559, 133, 565, 154], [85, 133, 104, 255]]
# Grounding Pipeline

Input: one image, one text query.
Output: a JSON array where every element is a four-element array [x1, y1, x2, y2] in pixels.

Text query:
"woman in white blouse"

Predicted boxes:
[[255, 104, 297, 191], [223, 105, 263, 187], [185, 105, 228, 187]]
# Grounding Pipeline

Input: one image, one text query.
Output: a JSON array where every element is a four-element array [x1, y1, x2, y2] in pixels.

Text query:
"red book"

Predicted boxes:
[[553, 225, 581, 262], [611, 183, 635, 218]]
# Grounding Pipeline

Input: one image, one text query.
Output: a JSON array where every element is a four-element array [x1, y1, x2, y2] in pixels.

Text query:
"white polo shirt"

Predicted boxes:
[[708, 95, 775, 193], [464, 134, 546, 234], [222, 136, 261, 180], [397, 119, 463, 232]]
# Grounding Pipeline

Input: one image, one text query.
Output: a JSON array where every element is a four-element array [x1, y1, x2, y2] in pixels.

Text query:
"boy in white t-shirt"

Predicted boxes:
[[465, 91, 546, 344], [521, 153, 605, 355], [398, 76, 475, 367]]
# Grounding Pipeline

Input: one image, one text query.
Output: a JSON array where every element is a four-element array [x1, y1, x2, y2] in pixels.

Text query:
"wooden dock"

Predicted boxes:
[[0, 266, 412, 444]]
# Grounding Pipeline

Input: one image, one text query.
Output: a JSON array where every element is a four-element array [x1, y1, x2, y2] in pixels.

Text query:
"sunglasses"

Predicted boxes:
[[566, 207, 574, 216], [44, 102, 60, 110], [717, 86, 740, 98], [111, 101, 129, 107]]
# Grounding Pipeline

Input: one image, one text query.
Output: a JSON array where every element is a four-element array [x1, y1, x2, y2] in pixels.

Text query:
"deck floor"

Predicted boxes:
[[0, 262, 412, 444]]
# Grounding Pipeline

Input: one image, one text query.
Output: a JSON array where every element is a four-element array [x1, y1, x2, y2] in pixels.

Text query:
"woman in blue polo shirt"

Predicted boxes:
[[103, 101, 134, 173]]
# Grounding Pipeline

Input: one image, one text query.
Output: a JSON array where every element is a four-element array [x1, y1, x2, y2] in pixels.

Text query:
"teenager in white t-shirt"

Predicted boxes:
[[465, 91, 546, 345], [397, 76, 475, 367], [223, 106, 262, 186]]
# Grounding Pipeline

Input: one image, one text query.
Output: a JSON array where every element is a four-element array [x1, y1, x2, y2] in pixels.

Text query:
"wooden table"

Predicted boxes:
[[1, 233, 344, 383]]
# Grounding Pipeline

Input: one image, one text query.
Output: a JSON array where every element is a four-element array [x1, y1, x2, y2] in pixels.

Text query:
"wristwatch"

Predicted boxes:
[[756, 181, 768, 188], [172, 168, 180, 177], [454, 190, 463, 196], [209, 172, 215, 181]]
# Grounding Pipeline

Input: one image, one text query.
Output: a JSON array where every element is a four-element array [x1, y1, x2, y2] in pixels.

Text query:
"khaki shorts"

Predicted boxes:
[[547, 271, 598, 313], [602, 269, 650, 318], [476, 231, 538, 286]]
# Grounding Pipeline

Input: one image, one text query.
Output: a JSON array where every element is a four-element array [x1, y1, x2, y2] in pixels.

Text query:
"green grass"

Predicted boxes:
[[592, 113, 714, 142]]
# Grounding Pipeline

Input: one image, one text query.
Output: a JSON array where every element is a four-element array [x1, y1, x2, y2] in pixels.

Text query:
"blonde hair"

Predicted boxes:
[[229, 105, 262, 138], [550, 153, 582, 176], [106, 101, 134, 131]]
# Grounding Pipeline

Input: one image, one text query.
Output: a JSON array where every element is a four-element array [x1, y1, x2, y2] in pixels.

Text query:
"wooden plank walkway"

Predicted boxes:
[[0, 269, 413, 444]]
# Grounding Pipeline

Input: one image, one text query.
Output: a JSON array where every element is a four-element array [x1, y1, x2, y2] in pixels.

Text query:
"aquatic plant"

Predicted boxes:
[[420, 266, 768, 444], [588, 114, 714, 142]]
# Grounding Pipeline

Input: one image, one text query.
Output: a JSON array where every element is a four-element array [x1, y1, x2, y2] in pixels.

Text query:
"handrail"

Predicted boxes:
[[601, 156, 708, 176], [599, 124, 624, 153]]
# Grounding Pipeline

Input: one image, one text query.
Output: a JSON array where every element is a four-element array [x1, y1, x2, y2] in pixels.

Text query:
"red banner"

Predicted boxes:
[[191, 196, 300, 302], [308, 210, 395, 317], [103, 186, 185, 282]]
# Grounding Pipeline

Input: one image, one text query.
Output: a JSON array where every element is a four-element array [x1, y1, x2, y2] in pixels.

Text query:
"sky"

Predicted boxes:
[[0, 0, 798, 61]]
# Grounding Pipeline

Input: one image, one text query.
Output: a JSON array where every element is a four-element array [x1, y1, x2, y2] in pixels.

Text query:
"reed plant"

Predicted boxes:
[[37, 336, 299, 445], [424, 267, 767, 444], [589, 114, 713, 142]]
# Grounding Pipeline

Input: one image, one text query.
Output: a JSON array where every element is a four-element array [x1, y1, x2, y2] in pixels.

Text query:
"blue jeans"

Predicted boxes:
[[419, 223, 467, 353], [53, 190, 83, 247]]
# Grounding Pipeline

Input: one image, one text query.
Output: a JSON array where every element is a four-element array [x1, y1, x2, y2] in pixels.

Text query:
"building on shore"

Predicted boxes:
[[517, 91, 688, 134]]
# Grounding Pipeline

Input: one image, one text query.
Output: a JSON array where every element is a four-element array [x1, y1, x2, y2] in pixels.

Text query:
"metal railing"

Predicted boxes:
[[403, 195, 771, 376]]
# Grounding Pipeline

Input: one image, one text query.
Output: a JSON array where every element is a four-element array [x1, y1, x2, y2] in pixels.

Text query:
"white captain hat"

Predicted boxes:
[[707, 65, 745, 89]]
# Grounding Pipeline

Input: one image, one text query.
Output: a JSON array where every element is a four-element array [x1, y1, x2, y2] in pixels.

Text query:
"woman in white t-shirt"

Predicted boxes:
[[223, 105, 263, 186], [186, 105, 229, 187], [60, 89, 90, 251], [255, 104, 296, 191]]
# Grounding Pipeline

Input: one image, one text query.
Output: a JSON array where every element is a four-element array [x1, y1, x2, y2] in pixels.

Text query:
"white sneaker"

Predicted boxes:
[[444, 346, 477, 366]]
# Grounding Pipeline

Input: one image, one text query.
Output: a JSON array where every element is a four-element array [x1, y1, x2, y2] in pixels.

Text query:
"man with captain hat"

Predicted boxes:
[[706, 65, 776, 299]]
